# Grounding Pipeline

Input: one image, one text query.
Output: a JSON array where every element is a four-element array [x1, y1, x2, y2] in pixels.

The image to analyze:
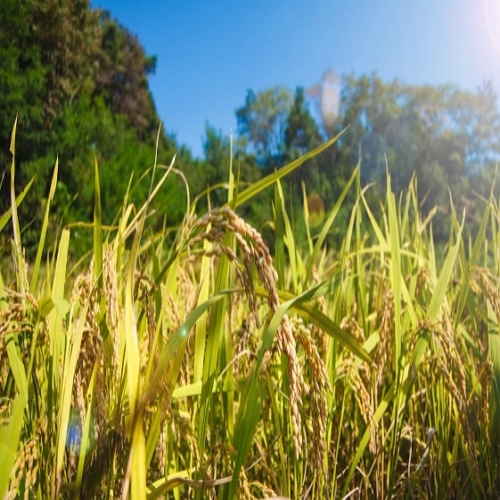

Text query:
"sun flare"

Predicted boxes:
[[484, 0, 500, 57]]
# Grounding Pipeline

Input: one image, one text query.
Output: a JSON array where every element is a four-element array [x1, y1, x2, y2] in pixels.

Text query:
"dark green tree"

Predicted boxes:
[[284, 87, 323, 160], [0, 0, 193, 254], [236, 87, 292, 168], [94, 11, 158, 138]]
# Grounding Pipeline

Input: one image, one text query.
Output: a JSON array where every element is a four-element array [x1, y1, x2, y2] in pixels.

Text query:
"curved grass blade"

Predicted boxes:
[[232, 130, 346, 208], [256, 285, 371, 363], [9, 117, 27, 296], [93, 157, 103, 285], [30, 157, 58, 294], [0, 176, 34, 233], [304, 163, 358, 284]]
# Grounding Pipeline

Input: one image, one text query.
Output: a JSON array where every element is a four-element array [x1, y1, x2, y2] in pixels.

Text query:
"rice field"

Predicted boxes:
[[1, 125, 500, 499]]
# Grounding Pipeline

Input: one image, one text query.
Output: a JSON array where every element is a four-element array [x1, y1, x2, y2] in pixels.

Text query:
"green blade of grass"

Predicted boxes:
[[5, 331, 28, 406], [0, 394, 25, 499], [387, 188, 402, 375], [9, 117, 27, 296], [48, 228, 71, 411], [131, 422, 147, 500], [93, 157, 103, 285], [305, 163, 358, 284], [426, 214, 464, 323], [75, 363, 98, 495], [194, 243, 211, 384], [260, 286, 371, 363], [53, 301, 88, 497], [273, 184, 286, 289], [232, 130, 346, 208], [30, 158, 58, 294], [0, 176, 34, 233], [141, 292, 228, 408], [196, 250, 231, 483], [342, 382, 396, 495], [454, 179, 495, 329], [277, 179, 299, 291]]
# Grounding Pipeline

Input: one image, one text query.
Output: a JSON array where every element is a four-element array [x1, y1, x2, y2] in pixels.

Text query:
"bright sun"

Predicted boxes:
[[484, 0, 500, 57]]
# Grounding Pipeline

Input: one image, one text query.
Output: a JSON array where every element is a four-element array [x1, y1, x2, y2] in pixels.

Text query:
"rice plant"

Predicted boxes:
[[1, 121, 500, 499]]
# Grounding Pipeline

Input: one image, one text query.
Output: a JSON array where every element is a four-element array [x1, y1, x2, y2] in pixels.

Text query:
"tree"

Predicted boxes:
[[234, 74, 500, 246], [283, 87, 332, 200], [335, 73, 500, 241], [236, 87, 292, 168], [0, 0, 190, 255], [284, 87, 323, 161], [95, 11, 158, 138]]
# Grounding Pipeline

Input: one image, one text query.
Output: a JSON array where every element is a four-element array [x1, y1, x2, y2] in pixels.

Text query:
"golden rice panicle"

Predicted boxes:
[[219, 207, 304, 456], [70, 263, 102, 383], [6, 436, 39, 500], [190, 207, 305, 457], [469, 267, 498, 448], [293, 317, 332, 480], [232, 313, 255, 379], [435, 316, 480, 481], [311, 265, 328, 354], [103, 244, 121, 380], [374, 286, 394, 389], [70, 262, 104, 457], [136, 272, 156, 373], [343, 358, 376, 455]]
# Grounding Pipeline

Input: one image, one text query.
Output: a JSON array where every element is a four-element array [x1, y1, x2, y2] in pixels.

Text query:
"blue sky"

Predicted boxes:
[[91, 0, 500, 158]]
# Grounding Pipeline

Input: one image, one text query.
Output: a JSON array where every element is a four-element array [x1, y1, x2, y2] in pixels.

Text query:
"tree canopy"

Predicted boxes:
[[0, 0, 197, 253], [2, 2, 499, 255], [234, 74, 500, 244]]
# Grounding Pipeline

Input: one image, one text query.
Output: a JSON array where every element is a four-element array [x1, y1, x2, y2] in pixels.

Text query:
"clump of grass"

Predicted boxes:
[[1, 122, 500, 499]]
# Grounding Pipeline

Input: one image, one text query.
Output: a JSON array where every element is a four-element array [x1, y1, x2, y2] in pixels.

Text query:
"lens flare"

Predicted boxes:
[[66, 407, 95, 456], [356, 132, 388, 182], [306, 193, 325, 228]]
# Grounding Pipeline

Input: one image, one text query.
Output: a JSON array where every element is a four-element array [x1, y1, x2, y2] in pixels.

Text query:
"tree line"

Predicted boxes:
[[2, 0, 500, 256]]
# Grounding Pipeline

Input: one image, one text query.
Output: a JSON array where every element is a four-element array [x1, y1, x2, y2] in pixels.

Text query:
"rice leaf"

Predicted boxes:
[[426, 215, 464, 322], [233, 129, 345, 208], [0, 176, 34, 233], [5, 333, 28, 405], [0, 395, 25, 498], [93, 157, 103, 284], [53, 301, 88, 496], [30, 156, 58, 294], [9, 117, 27, 296], [262, 286, 371, 363], [305, 163, 358, 284]]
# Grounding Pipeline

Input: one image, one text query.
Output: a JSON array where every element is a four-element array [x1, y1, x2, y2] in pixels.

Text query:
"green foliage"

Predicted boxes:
[[0, 0, 195, 256], [232, 74, 500, 250], [334, 73, 500, 241], [236, 87, 293, 168]]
